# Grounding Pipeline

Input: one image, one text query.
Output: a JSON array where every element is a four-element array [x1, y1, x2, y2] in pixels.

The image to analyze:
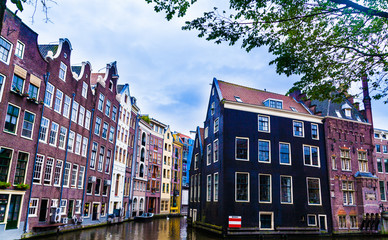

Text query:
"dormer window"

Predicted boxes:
[[263, 99, 282, 109], [290, 107, 298, 112], [344, 109, 351, 118], [235, 96, 243, 103]]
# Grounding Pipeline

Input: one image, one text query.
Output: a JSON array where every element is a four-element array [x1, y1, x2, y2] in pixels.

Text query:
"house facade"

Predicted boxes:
[[375, 129, 388, 209], [161, 127, 173, 214], [171, 133, 183, 214], [189, 78, 332, 235]]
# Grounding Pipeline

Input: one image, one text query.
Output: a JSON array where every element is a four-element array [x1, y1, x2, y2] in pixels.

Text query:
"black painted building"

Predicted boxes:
[[188, 78, 332, 236]]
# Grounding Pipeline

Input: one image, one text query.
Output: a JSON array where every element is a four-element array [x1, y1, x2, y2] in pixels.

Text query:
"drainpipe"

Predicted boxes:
[[81, 108, 95, 219], [128, 114, 140, 217], [24, 72, 50, 233], [59, 93, 76, 210], [106, 104, 121, 217]]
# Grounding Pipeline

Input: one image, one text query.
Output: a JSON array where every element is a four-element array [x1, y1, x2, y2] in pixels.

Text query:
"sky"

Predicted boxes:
[[8, 0, 388, 135]]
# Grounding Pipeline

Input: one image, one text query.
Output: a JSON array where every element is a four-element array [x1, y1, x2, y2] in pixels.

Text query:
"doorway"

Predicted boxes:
[[319, 214, 327, 231], [39, 199, 48, 222], [67, 200, 74, 218], [92, 203, 99, 220], [6, 195, 21, 230]]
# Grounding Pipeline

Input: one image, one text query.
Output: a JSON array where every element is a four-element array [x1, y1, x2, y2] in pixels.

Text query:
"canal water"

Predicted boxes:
[[43, 217, 388, 240]]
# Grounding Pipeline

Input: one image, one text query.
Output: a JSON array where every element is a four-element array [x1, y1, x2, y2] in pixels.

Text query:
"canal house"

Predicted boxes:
[[189, 78, 332, 235]]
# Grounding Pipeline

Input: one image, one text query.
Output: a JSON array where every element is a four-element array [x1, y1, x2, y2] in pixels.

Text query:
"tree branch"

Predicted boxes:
[[329, 0, 388, 18]]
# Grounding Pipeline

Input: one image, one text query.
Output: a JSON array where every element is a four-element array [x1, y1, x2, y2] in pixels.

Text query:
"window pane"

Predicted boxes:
[[236, 138, 248, 160], [236, 173, 248, 201]]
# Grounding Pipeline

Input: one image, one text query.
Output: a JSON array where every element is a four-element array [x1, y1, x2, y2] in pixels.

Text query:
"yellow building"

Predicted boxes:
[[170, 134, 183, 214], [161, 127, 173, 214]]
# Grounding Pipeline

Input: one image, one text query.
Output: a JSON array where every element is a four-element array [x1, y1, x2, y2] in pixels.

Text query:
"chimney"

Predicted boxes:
[[362, 76, 373, 125]]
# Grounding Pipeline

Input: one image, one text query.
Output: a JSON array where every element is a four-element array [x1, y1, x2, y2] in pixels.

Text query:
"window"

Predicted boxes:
[[102, 122, 108, 139], [82, 82, 88, 98], [4, 104, 20, 134], [105, 150, 111, 174], [78, 166, 85, 189], [54, 89, 63, 113], [71, 164, 78, 188], [84, 203, 90, 217], [211, 102, 215, 115], [63, 163, 71, 187], [235, 172, 249, 202], [304, 145, 319, 167], [258, 140, 270, 163], [307, 215, 317, 226], [11, 75, 24, 93], [49, 122, 59, 146], [15, 41, 24, 58], [44, 82, 54, 107], [71, 101, 79, 123], [335, 110, 342, 118], [236, 137, 249, 161], [78, 106, 85, 126], [95, 178, 101, 195], [279, 143, 291, 165], [0, 148, 12, 182], [377, 159, 383, 173], [213, 139, 219, 163], [281, 176, 293, 204], [385, 159, 388, 173], [63, 95, 71, 118], [342, 181, 355, 205], [53, 160, 63, 186], [68, 131, 75, 152], [14, 152, 28, 184], [90, 142, 97, 169], [58, 127, 67, 149], [340, 149, 351, 171], [105, 100, 111, 117], [85, 110, 91, 130], [39, 117, 49, 142], [0, 75, 4, 100], [344, 108, 351, 117], [307, 178, 321, 205], [377, 145, 381, 153], [293, 121, 304, 137], [384, 145, 388, 154], [380, 181, 386, 201], [82, 137, 88, 157], [33, 154, 44, 183], [259, 212, 274, 230], [214, 118, 219, 133], [43, 157, 54, 185], [95, 117, 101, 135], [0, 37, 12, 63], [75, 200, 82, 214], [21, 111, 35, 139], [112, 106, 117, 121], [311, 124, 319, 140], [98, 94, 104, 112], [207, 144, 211, 165], [258, 115, 269, 132], [259, 174, 271, 203], [28, 83, 38, 99], [264, 99, 282, 109], [214, 173, 219, 202], [290, 107, 298, 112], [331, 156, 337, 170], [75, 134, 82, 155], [59, 62, 67, 81], [60, 199, 67, 214], [234, 96, 243, 102], [350, 215, 357, 229], [29, 199, 39, 217], [206, 175, 212, 202], [194, 154, 199, 170], [358, 151, 368, 172], [98, 146, 105, 172]]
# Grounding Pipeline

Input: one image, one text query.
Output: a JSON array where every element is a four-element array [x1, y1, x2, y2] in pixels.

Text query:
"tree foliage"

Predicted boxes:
[[146, 0, 388, 103]]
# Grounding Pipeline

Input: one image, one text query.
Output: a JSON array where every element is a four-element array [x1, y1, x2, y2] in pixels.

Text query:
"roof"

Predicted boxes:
[[117, 84, 124, 93], [38, 44, 59, 58], [311, 99, 366, 122], [217, 80, 310, 114]]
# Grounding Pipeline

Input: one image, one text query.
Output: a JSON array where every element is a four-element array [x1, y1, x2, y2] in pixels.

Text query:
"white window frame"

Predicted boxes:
[[206, 144, 211, 166], [33, 154, 44, 184], [307, 214, 317, 226], [78, 166, 85, 189], [48, 122, 59, 146], [59, 62, 67, 82], [293, 120, 304, 137], [206, 174, 212, 202], [0, 37, 13, 64], [15, 40, 25, 59], [0, 74, 6, 102], [29, 198, 39, 217], [214, 118, 219, 133], [82, 82, 88, 99], [311, 123, 319, 140], [82, 137, 88, 157], [60, 199, 67, 214], [58, 126, 67, 149], [71, 164, 78, 188], [54, 89, 63, 114], [105, 100, 111, 117], [39, 117, 50, 143], [303, 145, 320, 168], [259, 212, 274, 230], [214, 172, 219, 202], [44, 82, 54, 108], [75, 134, 82, 155], [53, 159, 63, 187], [258, 115, 270, 133], [235, 137, 249, 161], [235, 172, 250, 202], [98, 94, 104, 112], [78, 106, 85, 127], [307, 177, 322, 206], [63, 95, 71, 118], [213, 139, 219, 163], [68, 131, 75, 152], [71, 101, 79, 123], [21, 110, 35, 139], [280, 175, 293, 204], [259, 173, 272, 204], [85, 110, 91, 130], [43, 157, 54, 185], [63, 162, 71, 187], [204, 127, 208, 139]]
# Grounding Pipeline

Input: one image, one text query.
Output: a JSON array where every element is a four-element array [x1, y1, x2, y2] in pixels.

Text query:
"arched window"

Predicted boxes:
[[142, 132, 146, 146], [132, 198, 137, 210], [140, 148, 145, 162], [139, 198, 144, 210]]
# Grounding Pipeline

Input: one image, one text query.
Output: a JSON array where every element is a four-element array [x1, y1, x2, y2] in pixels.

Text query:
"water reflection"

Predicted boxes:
[[42, 217, 388, 240]]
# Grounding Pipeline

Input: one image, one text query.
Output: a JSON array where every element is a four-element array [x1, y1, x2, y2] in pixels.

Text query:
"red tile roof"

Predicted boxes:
[[217, 80, 310, 114]]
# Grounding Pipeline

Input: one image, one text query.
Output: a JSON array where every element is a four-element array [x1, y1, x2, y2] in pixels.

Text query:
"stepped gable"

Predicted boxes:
[[217, 80, 310, 114]]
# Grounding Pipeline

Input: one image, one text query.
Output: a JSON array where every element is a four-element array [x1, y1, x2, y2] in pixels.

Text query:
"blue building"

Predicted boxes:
[[188, 78, 332, 236]]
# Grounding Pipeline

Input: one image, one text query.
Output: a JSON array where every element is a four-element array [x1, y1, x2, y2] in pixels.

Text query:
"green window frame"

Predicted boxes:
[[5, 104, 20, 133], [0, 148, 12, 182], [14, 152, 28, 184]]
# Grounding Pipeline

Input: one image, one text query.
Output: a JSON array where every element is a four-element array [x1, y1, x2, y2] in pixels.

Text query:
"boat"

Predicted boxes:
[[134, 212, 154, 221]]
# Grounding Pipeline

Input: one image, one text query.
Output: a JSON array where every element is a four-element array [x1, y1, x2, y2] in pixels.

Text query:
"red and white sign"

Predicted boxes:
[[228, 216, 241, 228]]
